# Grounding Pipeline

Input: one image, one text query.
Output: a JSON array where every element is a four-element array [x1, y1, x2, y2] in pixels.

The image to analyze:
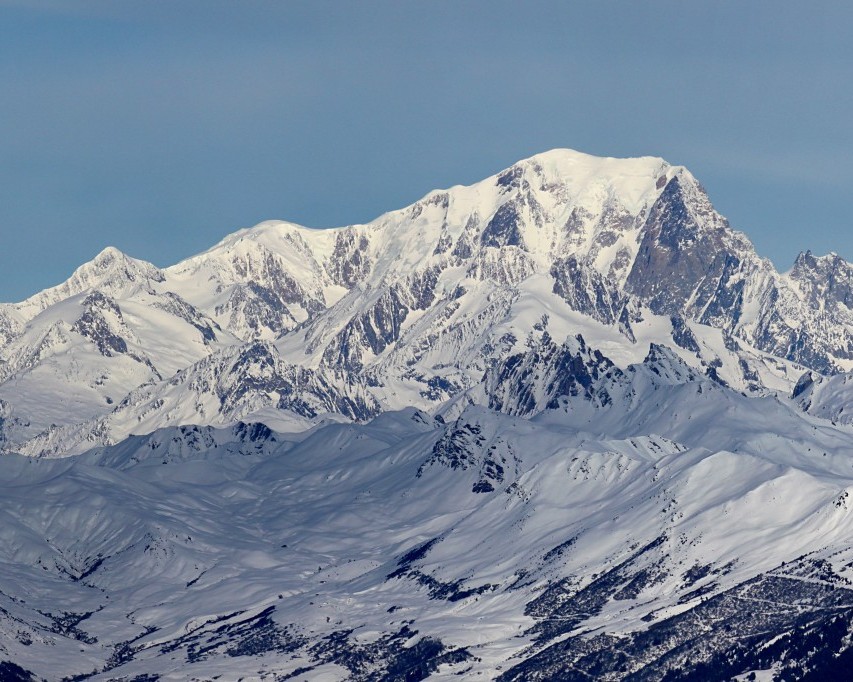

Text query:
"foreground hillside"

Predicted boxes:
[[2, 350, 853, 680]]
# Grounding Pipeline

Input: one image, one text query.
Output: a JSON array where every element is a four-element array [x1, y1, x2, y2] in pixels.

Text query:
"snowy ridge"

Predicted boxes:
[[17, 341, 379, 458], [0, 284, 238, 448], [792, 369, 853, 426]]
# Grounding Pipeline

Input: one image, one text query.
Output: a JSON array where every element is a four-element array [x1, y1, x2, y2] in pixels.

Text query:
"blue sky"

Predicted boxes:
[[1, 1, 851, 301]]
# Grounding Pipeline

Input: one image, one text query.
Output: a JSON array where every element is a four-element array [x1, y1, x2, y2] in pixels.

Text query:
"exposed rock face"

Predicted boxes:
[[622, 176, 752, 334], [670, 315, 701, 354], [551, 256, 627, 326], [328, 230, 372, 288], [71, 292, 129, 357], [485, 333, 616, 416]]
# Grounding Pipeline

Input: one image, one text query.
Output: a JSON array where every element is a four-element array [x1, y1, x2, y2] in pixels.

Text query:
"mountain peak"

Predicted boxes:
[[67, 245, 163, 287], [13, 246, 164, 317], [93, 244, 125, 261], [790, 250, 853, 284]]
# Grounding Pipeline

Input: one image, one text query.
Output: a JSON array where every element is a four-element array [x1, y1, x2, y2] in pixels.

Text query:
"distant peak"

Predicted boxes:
[[794, 250, 849, 269], [68, 245, 163, 290], [80, 245, 158, 276], [91, 245, 127, 265]]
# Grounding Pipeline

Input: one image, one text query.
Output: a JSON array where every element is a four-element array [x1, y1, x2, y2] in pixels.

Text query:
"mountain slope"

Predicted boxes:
[[2, 355, 853, 679]]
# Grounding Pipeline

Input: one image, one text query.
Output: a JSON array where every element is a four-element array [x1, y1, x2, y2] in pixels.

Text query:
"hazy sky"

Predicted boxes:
[[1, 1, 851, 301]]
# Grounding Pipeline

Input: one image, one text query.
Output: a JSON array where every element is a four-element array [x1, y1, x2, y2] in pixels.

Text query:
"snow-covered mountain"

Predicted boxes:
[[5, 149, 848, 455], [0, 249, 239, 448], [5, 148, 853, 679]]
